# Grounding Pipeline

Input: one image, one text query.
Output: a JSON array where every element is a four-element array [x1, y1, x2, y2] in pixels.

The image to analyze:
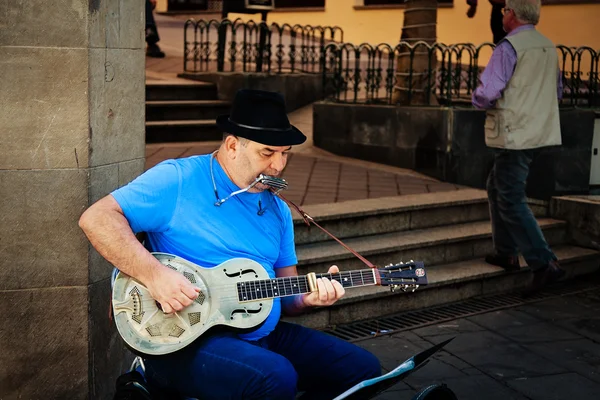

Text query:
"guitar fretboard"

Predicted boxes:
[[236, 269, 377, 302]]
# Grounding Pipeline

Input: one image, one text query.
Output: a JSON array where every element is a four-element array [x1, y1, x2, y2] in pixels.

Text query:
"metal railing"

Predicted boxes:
[[321, 41, 600, 108], [184, 18, 343, 74]]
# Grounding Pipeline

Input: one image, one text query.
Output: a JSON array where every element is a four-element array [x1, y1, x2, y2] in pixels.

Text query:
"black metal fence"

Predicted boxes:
[[184, 18, 343, 74], [321, 41, 600, 108]]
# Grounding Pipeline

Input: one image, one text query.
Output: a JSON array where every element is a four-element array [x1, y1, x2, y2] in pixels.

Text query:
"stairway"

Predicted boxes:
[[145, 81, 229, 143], [283, 189, 600, 329]]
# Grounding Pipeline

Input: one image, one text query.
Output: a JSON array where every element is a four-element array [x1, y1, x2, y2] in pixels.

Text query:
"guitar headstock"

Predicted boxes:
[[379, 260, 427, 293]]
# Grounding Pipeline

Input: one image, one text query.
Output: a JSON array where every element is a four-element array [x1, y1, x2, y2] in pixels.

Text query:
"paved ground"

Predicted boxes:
[[358, 279, 600, 400]]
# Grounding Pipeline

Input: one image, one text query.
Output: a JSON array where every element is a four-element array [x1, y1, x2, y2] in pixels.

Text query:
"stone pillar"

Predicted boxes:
[[0, 1, 145, 398]]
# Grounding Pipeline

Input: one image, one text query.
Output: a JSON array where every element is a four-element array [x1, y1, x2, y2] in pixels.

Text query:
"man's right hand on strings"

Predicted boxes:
[[147, 266, 201, 314]]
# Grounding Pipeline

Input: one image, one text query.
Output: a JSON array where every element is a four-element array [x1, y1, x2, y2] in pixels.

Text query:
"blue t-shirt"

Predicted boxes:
[[111, 154, 298, 341]]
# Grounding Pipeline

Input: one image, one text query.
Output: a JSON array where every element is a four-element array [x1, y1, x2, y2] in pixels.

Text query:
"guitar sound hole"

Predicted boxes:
[[230, 303, 263, 319]]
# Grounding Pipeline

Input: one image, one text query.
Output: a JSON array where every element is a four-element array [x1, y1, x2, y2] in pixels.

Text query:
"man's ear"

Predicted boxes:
[[223, 135, 240, 159]]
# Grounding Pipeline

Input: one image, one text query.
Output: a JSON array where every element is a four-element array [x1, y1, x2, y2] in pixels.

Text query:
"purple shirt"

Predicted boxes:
[[472, 25, 563, 109]]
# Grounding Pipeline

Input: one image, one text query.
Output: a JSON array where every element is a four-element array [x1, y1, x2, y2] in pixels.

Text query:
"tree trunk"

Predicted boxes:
[[392, 0, 438, 105]]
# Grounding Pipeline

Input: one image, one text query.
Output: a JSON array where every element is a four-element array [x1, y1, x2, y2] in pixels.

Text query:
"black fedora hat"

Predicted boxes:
[[216, 89, 306, 146]]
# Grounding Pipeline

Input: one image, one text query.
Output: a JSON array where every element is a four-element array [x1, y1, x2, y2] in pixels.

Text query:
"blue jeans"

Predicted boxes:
[[487, 149, 557, 271], [145, 321, 381, 400]]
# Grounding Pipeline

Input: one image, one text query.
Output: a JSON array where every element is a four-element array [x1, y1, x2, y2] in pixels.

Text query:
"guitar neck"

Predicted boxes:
[[236, 269, 379, 302]]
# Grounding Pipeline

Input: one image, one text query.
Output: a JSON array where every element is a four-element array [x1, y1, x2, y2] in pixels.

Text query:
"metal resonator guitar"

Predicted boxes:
[[112, 253, 427, 356]]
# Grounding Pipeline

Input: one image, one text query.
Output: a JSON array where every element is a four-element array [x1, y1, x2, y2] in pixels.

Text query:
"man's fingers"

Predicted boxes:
[[157, 290, 195, 313], [318, 278, 336, 303], [301, 266, 346, 307], [328, 265, 340, 274], [169, 299, 185, 312], [323, 278, 336, 299], [160, 302, 173, 314], [181, 285, 200, 299], [331, 279, 345, 299], [316, 279, 327, 302], [176, 292, 195, 308]]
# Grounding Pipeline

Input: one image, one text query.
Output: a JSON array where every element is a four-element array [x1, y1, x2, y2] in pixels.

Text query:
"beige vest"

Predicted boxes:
[[485, 29, 562, 149]]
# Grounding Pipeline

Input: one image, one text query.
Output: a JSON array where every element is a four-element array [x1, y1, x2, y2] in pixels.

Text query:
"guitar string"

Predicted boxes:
[[226, 273, 379, 302], [143, 270, 378, 293], [141, 282, 380, 304], [136, 271, 381, 302], [192, 273, 381, 304], [182, 272, 377, 290], [130, 268, 415, 305], [170, 270, 379, 293]]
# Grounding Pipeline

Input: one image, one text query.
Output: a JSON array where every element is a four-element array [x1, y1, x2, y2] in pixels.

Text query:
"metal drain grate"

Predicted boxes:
[[324, 275, 600, 342]]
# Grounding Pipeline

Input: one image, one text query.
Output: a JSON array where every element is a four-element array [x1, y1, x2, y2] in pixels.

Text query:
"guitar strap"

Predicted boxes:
[[276, 194, 377, 269]]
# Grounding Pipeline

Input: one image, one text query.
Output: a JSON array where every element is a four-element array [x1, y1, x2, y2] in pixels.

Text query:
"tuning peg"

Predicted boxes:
[[389, 283, 421, 293]]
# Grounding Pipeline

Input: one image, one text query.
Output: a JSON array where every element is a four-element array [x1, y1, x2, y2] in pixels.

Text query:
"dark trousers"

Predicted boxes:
[[491, 5, 506, 44], [487, 149, 557, 271], [145, 321, 381, 399], [145, 0, 160, 45]]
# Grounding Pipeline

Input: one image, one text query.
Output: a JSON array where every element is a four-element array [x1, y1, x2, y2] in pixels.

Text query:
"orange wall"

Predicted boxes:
[[229, 0, 600, 49], [156, 0, 168, 13]]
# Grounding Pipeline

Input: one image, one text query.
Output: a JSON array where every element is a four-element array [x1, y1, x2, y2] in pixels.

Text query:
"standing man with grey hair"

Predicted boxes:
[[472, 0, 565, 293]]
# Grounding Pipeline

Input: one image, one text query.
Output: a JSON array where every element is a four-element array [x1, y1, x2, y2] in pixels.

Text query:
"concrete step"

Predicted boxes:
[[146, 100, 231, 121], [295, 218, 567, 276], [146, 81, 218, 101], [145, 120, 222, 143], [285, 244, 600, 330], [291, 189, 550, 246], [292, 189, 491, 245]]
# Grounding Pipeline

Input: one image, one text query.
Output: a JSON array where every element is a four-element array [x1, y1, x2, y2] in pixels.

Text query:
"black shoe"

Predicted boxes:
[[526, 260, 566, 295], [146, 44, 165, 58], [485, 253, 520, 272]]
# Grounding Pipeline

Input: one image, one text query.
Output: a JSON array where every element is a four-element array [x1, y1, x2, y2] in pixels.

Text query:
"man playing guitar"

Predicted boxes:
[[79, 89, 381, 399]]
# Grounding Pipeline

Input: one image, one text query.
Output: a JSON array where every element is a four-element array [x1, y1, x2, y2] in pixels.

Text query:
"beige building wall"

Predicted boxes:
[[157, 0, 169, 13], [228, 1, 600, 49]]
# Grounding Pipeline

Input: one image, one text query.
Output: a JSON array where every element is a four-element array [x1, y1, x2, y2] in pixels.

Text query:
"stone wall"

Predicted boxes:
[[448, 108, 596, 199], [0, 1, 145, 398], [179, 72, 325, 112], [551, 196, 600, 250], [314, 102, 596, 200]]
